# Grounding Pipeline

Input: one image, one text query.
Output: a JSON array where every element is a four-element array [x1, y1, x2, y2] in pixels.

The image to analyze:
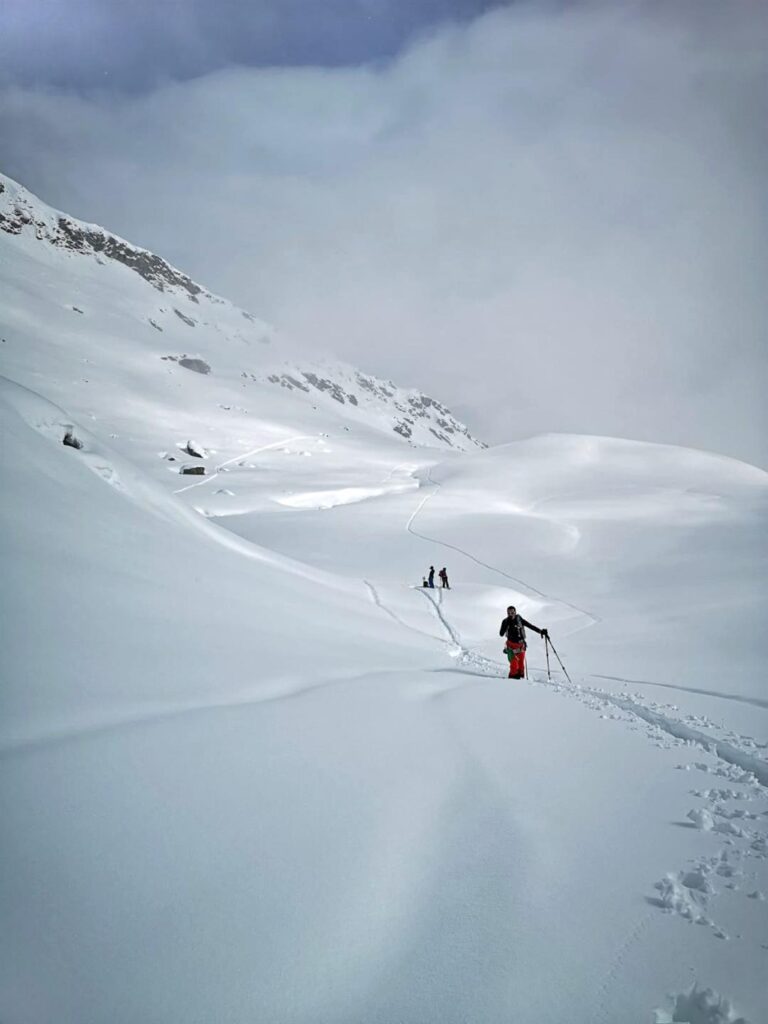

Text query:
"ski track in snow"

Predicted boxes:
[[173, 434, 317, 494], [418, 587, 463, 648], [564, 684, 768, 788], [592, 674, 768, 712], [596, 913, 655, 1024], [363, 579, 443, 643], [440, 629, 768, 789]]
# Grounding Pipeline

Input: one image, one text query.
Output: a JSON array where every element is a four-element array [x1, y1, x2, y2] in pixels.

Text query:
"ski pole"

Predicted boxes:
[[546, 636, 573, 686], [544, 635, 552, 681]]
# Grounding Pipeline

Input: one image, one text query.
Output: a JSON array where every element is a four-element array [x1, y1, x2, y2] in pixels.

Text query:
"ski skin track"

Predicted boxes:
[[406, 466, 601, 626], [173, 434, 317, 494], [364, 579, 443, 643], [592, 673, 768, 711], [418, 587, 462, 648]]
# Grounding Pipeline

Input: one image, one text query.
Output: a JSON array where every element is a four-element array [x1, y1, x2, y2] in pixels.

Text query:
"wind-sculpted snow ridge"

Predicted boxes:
[[0, 171, 483, 453]]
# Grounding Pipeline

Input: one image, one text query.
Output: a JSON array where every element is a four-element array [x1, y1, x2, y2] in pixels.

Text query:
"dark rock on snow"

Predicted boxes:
[[62, 429, 83, 450], [178, 357, 211, 375]]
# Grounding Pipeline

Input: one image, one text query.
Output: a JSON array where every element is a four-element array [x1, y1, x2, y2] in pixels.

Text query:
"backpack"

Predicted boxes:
[[506, 615, 526, 643]]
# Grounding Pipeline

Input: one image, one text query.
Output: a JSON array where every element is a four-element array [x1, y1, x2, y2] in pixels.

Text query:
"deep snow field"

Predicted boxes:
[[1, 174, 767, 1023]]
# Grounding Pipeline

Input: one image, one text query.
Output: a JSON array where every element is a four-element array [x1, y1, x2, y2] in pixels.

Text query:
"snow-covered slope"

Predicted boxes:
[[0, 172, 483, 471], [1, 175, 767, 1024], [234, 432, 768, 716]]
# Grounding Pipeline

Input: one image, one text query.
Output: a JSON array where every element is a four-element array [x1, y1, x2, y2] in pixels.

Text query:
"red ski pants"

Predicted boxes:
[[506, 642, 526, 679]]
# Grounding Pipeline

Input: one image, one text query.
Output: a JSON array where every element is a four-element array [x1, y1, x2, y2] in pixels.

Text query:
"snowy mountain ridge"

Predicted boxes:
[[0, 174, 214, 301], [0, 172, 483, 454]]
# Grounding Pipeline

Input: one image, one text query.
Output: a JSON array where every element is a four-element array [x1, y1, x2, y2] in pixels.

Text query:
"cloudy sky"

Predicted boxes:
[[2, 0, 767, 466]]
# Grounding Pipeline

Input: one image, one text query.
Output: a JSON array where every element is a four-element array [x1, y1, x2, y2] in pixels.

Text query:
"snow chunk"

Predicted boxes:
[[652, 873, 710, 923], [656, 983, 750, 1023], [687, 807, 715, 831], [713, 819, 746, 838], [181, 440, 208, 459]]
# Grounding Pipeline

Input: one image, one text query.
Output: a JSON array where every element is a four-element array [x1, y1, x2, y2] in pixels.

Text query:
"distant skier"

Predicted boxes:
[[438, 567, 450, 589], [428, 566, 435, 588], [499, 605, 548, 679]]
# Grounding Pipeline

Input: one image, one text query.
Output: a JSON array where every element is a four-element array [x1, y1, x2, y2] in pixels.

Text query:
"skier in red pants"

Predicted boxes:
[[499, 605, 548, 679]]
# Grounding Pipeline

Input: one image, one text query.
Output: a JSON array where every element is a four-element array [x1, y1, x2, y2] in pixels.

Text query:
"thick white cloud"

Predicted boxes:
[[2, 1, 767, 464]]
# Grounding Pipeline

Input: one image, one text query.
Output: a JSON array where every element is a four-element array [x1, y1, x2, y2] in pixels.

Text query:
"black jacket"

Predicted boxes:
[[499, 614, 543, 644]]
